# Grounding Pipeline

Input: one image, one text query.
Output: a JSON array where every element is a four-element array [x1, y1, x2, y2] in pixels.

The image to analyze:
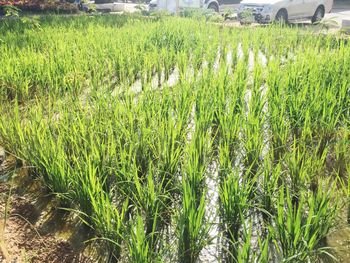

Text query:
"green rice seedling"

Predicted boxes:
[[241, 126, 262, 176], [266, 59, 290, 164], [127, 213, 160, 263], [113, 149, 139, 220], [130, 165, 167, 252], [1, 16, 204, 102], [177, 115, 212, 262], [176, 51, 192, 84], [216, 113, 242, 170], [211, 64, 234, 145], [274, 181, 338, 262], [219, 168, 252, 262], [258, 159, 281, 234], [268, 101, 289, 165], [152, 99, 190, 225], [283, 63, 311, 141], [256, 232, 271, 263], [242, 63, 266, 181], [177, 180, 210, 263], [183, 128, 211, 201], [333, 128, 349, 178], [89, 192, 128, 260], [230, 59, 248, 109], [235, 223, 258, 263], [0, 101, 72, 198], [70, 153, 104, 223], [302, 88, 342, 158], [283, 140, 309, 208]]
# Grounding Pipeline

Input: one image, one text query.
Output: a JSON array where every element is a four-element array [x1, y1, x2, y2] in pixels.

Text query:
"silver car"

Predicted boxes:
[[238, 0, 333, 24]]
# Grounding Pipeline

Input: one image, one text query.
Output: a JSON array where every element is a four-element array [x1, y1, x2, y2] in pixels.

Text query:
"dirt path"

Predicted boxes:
[[0, 148, 94, 263]]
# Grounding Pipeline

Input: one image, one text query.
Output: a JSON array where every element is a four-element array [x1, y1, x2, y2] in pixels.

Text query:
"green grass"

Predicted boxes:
[[0, 13, 349, 262]]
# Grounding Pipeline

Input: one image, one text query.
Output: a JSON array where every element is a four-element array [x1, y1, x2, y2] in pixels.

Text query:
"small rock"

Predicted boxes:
[[0, 146, 5, 165]]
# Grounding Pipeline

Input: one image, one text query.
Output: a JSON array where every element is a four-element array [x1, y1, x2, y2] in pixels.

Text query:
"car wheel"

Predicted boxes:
[[311, 5, 325, 24], [208, 3, 219, 13], [275, 9, 288, 24]]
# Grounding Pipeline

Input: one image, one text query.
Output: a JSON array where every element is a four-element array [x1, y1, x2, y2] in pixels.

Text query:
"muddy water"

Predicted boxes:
[[324, 199, 350, 262], [327, 226, 350, 262]]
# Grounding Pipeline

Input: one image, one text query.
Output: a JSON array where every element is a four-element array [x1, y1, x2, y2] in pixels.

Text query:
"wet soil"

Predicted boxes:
[[325, 198, 350, 263], [327, 227, 350, 262], [0, 148, 95, 263]]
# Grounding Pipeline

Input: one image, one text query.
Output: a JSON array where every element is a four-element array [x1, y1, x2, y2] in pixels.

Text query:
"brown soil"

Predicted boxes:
[[0, 151, 95, 263]]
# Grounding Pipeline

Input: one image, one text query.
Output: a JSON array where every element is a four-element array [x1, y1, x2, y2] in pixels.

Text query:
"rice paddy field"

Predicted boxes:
[[0, 14, 350, 262]]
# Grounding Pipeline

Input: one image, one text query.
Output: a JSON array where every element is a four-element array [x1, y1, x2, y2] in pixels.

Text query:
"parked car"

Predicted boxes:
[[238, 0, 333, 24], [148, 0, 221, 13], [92, 0, 149, 12], [93, 0, 118, 12]]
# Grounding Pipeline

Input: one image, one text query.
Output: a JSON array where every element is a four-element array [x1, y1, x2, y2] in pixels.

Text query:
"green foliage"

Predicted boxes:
[[0, 14, 348, 262], [3, 5, 20, 17]]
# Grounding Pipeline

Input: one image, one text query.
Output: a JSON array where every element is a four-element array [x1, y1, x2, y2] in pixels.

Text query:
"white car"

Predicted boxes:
[[238, 0, 333, 24], [93, 0, 122, 12], [149, 0, 221, 13]]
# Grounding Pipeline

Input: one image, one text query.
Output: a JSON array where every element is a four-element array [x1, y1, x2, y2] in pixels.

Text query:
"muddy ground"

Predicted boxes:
[[0, 148, 96, 263]]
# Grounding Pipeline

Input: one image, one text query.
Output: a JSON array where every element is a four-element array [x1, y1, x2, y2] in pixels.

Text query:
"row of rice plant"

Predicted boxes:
[[0, 14, 349, 262]]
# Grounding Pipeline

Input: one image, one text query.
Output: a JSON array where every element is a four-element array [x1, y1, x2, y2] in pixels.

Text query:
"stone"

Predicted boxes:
[[0, 146, 5, 165]]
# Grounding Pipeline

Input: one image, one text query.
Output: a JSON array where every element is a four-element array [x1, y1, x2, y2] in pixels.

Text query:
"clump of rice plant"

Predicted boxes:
[[177, 180, 210, 263], [273, 181, 339, 261], [219, 168, 252, 262]]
